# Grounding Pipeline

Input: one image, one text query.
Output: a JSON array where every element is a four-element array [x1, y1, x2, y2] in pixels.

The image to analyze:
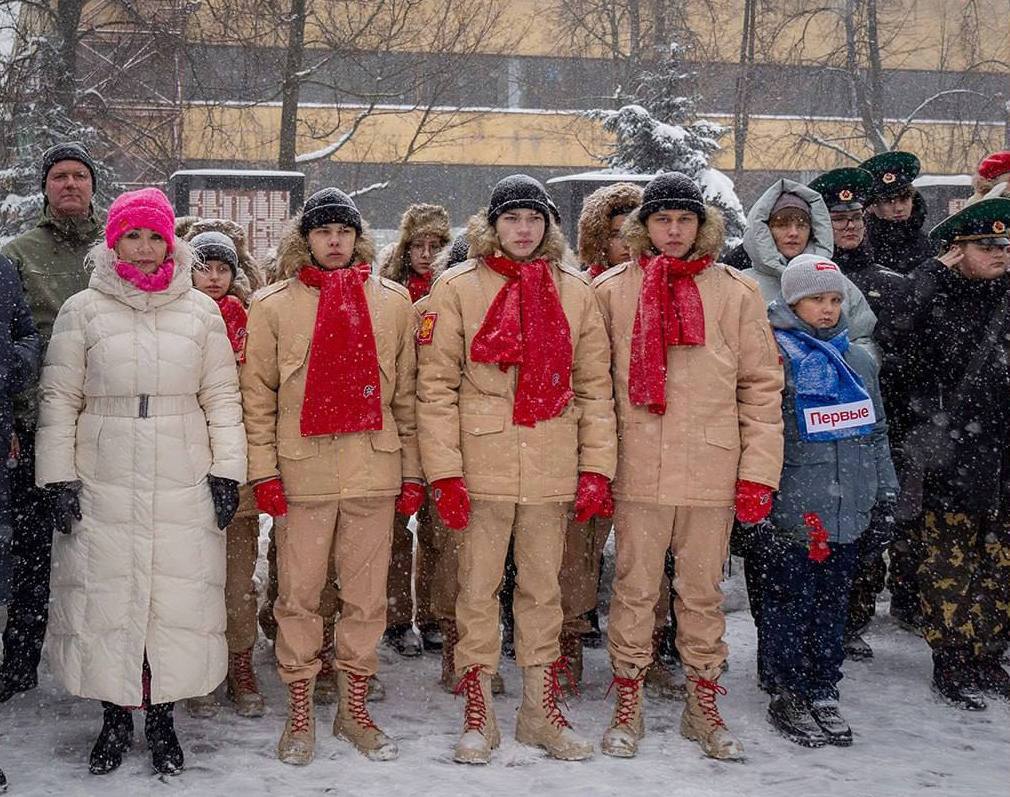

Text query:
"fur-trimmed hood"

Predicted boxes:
[[433, 210, 567, 278], [379, 203, 451, 284], [272, 210, 377, 282], [183, 217, 267, 301], [620, 204, 726, 262], [577, 182, 644, 267]]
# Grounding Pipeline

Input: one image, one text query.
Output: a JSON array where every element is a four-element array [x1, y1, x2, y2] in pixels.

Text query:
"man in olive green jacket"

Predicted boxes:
[[0, 142, 104, 702]]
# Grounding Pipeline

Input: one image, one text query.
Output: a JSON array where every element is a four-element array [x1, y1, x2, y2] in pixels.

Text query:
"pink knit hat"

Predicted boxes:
[[105, 188, 176, 254]]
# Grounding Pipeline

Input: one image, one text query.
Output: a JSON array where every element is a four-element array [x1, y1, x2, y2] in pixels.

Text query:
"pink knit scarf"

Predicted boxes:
[[115, 259, 175, 293]]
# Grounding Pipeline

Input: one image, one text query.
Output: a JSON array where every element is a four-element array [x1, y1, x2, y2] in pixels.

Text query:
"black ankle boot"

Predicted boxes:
[[976, 654, 1010, 701], [932, 650, 986, 711], [89, 702, 134, 775], [146, 702, 184, 775]]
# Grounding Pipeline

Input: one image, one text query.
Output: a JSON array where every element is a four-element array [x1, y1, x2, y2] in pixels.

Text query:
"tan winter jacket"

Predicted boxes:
[[416, 213, 617, 503], [596, 206, 784, 506], [240, 222, 421, 502], [36, 240, 246, 707]]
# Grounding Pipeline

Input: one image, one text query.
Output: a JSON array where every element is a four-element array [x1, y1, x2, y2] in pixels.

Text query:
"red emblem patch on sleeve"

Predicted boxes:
[[417, 312, 438, 345]]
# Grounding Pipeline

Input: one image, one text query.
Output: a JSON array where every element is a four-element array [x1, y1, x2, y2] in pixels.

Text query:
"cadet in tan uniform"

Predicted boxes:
[[595, 172, 784, 761], [241, 188, 421, 765], [417, 175, 617, 765]]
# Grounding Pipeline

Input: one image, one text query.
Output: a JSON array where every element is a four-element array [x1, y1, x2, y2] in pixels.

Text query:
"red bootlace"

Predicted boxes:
[[289, 679, 312, 734], [230, 650, 259, 695], [687, 675, 727, 729], [453, 665, 489, 732], [346, 674, 378, 730], [605, 676, 642, 728], [543, 657, 574, 729]]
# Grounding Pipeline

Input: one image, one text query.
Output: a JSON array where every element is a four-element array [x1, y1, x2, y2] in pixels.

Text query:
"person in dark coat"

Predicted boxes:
[[0, 143, 102, 703], [0, 254, 41, 609], [903, 198, 1010, 711], [861, 151, 937, 274], [1, 252, 42, 796], [809, 167, 916, 660]]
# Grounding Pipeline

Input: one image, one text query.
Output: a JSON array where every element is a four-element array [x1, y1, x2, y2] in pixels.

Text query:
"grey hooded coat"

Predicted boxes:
[[739, 179, 877, 345]]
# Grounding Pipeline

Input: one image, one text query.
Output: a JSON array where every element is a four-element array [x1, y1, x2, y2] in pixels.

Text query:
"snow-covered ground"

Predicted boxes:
[[2, 592, 1006, 797]]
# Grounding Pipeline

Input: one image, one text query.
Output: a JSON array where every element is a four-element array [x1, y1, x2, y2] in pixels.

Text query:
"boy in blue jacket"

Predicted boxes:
[[760, 254, 897, 748]]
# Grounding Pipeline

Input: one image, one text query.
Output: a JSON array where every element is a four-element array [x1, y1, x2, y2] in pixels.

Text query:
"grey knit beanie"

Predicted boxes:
[[781, 253, 846, 304], [190, 230, 239, 275]]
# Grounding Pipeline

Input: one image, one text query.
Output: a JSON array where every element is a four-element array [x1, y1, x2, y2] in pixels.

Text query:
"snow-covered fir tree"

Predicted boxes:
[[589, 43, 747, 246]]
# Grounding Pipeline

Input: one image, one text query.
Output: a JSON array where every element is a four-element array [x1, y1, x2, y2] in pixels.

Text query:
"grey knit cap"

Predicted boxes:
[[781, 253, 846, 304], [190, 230, 239, 274]]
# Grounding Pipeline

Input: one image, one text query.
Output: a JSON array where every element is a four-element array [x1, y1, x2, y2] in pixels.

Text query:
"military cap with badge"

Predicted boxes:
[[929, 197, 1010, 250], [860, 151, 920, 203], [809, 167, 875, 212]]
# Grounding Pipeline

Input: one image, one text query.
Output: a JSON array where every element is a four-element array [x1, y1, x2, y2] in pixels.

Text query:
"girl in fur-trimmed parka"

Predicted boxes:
[[35, 188, 246, 777], [241, 188, 421, 766], [378, 204, 451, 661], [417, 174, 617, 765]]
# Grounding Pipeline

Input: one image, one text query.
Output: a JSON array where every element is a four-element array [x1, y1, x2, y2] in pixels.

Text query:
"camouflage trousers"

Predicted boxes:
[[918, 511, 1010, 657]]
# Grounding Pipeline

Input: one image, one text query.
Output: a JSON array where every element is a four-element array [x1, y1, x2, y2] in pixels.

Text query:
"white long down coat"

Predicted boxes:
[[35, 242, 247, 706]]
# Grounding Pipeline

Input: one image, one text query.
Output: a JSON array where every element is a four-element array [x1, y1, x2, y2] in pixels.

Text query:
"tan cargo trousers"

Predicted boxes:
[[455, 500, 568, 674], [224, 486, 261, 653], [386, 497, 439, 627], [274, 497, 395, 683], [608, 502, 733, 678], [560, 517, 670, 636]]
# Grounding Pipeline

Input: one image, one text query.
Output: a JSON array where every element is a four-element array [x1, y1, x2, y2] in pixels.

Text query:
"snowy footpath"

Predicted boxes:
[[1, 600, 1006, 797]]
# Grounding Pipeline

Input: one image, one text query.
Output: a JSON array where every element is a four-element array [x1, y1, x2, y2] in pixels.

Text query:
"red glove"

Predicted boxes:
[[735, 479, 773, 524], [395, 481, 426, 516], [804, 513, 832, 563], [255, 478, 288, 518], [431, 477, 470, 531], [574, 472, 614, 523]]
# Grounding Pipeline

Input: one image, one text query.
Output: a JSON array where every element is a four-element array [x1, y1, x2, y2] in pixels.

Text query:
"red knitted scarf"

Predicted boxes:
[[470, 255, 574, 427], [216, 295, 248, 361], [406, 270, 433, 303], [629, 252, 711, 415], [298, 263, 382, 436], [586, 263, 608, 280]]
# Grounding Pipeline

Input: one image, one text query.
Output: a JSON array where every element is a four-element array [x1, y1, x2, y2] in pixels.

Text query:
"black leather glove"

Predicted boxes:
[[208, 475, 240, 530], [47, 481, 82, 535]]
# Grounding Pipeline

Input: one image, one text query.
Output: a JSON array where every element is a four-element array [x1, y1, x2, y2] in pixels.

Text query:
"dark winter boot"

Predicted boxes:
[[145, 702, 184, 775], [0, 764, 6, 792], [89, 702, 134, 775], [385, 623, 422, 658], [975, 654, 1010, 701], [582, 609, 603, 649], [932, 650, 986, 711], [767, 693, 827, 748], [420, 622, 443, 652], [843, 633, 874, 661], [808, 699, 853, 746]]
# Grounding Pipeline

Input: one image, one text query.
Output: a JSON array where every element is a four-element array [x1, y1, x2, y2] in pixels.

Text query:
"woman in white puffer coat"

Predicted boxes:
[[35, 188, 247, 777]]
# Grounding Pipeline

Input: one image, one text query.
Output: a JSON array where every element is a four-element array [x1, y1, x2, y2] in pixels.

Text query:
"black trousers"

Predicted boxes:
[[1, 429, 54, 689]]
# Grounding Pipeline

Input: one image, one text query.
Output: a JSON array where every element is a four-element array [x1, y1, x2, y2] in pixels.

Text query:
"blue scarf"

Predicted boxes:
[[774, 327, 875, 442]]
